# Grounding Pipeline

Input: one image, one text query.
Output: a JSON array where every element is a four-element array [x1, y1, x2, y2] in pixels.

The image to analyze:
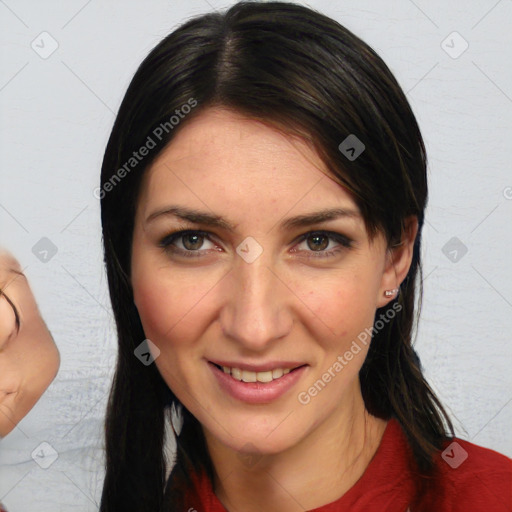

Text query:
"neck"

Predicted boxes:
[[203, 381, 388, 512]]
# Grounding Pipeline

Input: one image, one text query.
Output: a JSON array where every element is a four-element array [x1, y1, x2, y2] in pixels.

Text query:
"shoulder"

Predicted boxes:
[[418, 437, 512, 511]]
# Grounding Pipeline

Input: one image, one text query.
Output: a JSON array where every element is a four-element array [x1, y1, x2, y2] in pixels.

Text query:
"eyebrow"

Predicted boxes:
[[145, 205, 360, 232]]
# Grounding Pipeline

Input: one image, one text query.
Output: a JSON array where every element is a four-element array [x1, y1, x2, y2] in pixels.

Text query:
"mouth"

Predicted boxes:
[[208, 360, 309, 403], [209, 361, 307, 383]]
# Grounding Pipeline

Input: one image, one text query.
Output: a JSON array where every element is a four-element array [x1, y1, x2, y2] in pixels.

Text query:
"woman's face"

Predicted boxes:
[[0, 251, 60, 438], [131, 107, 410, 454]]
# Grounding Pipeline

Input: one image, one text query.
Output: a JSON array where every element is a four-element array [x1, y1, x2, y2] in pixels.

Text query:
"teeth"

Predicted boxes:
[[242, 370, 257, 382], [272, 368, 284, 379], [255, 370, 273, 383], [220, 365, 295, 382]]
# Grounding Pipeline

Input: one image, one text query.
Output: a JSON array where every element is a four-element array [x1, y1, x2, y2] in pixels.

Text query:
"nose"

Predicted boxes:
[[219, 250, 293, 352]]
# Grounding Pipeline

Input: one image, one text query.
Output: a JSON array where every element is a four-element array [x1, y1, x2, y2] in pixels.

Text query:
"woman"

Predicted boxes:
[[98, 2, 512, 511], [0, 250, 60, 512], [0, 250, 60, 437]]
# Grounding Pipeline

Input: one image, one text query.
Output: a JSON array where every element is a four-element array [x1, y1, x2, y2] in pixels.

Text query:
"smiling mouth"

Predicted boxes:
[[210, 362, 306, 383]]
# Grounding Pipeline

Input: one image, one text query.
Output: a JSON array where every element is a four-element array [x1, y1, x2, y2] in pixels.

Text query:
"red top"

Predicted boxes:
[[180, 418, 512, 511]]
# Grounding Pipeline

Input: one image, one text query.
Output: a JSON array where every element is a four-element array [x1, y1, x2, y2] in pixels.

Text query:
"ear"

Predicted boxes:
[[376, 216, 418, 308]]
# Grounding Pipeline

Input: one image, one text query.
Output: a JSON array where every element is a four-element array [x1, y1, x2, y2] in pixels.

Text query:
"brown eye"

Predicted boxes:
[[306, 234, 329, 251], [159, 230, 218, 258], [181, 233, 205, 251], [293, 231, 353, 259]]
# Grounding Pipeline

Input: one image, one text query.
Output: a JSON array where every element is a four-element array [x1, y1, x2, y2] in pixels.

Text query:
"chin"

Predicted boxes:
[[208, 418, 305, 456]]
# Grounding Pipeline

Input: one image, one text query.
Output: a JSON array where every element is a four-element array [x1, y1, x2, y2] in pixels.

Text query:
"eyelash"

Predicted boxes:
[[158, 229, 353, 259]]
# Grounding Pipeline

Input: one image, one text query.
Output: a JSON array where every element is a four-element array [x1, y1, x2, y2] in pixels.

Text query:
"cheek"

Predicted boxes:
[[14, 328, 59, 396], [131, 268, 220, 400], [293, 268, 379, 344], [132, 266, 213, 352]]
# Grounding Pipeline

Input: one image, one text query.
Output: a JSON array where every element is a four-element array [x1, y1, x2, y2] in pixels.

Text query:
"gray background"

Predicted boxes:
[[1, 0, 511, 510]]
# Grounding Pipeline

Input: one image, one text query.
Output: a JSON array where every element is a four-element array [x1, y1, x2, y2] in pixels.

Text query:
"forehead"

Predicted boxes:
[[154, 107, 310, 158], [137, 107, 357, 216]]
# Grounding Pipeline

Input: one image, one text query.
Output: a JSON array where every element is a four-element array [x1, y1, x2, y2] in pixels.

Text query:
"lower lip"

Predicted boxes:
[[209, 362, 308, 404]]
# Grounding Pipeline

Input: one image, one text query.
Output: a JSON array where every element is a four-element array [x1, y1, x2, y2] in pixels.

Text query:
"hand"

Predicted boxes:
[[0, 249, 60, 438]]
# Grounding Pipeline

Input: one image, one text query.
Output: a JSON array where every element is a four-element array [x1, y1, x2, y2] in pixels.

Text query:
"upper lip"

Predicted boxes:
[[209, 360, 307, 372]]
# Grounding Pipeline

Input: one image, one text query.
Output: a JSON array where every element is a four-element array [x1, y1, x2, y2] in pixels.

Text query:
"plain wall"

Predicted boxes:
[[1, 0, 511, 509]]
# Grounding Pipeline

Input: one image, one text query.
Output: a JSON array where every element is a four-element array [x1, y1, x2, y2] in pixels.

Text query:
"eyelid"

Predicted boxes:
[[158, 229, 218, 251], [158, 229, 353, 258]]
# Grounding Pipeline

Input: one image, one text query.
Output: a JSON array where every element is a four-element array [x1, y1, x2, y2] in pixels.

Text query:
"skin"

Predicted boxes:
[[131, 107, 417, 511], [0, 250, 60, 438]]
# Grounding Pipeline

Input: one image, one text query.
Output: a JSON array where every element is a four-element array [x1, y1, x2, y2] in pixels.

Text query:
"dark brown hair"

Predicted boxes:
[[99, 2, 454, 510]]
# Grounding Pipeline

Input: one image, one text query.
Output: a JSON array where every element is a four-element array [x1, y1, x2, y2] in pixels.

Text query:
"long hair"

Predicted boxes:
[[99, 2, 454, 510]]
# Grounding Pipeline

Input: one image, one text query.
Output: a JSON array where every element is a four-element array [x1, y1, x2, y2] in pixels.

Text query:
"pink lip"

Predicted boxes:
[[208, 362, 308, 404], [209, 359, 305, 372]]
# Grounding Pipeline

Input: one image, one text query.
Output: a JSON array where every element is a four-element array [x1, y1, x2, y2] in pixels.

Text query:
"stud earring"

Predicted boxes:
[[384, 288, 399, 298]]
